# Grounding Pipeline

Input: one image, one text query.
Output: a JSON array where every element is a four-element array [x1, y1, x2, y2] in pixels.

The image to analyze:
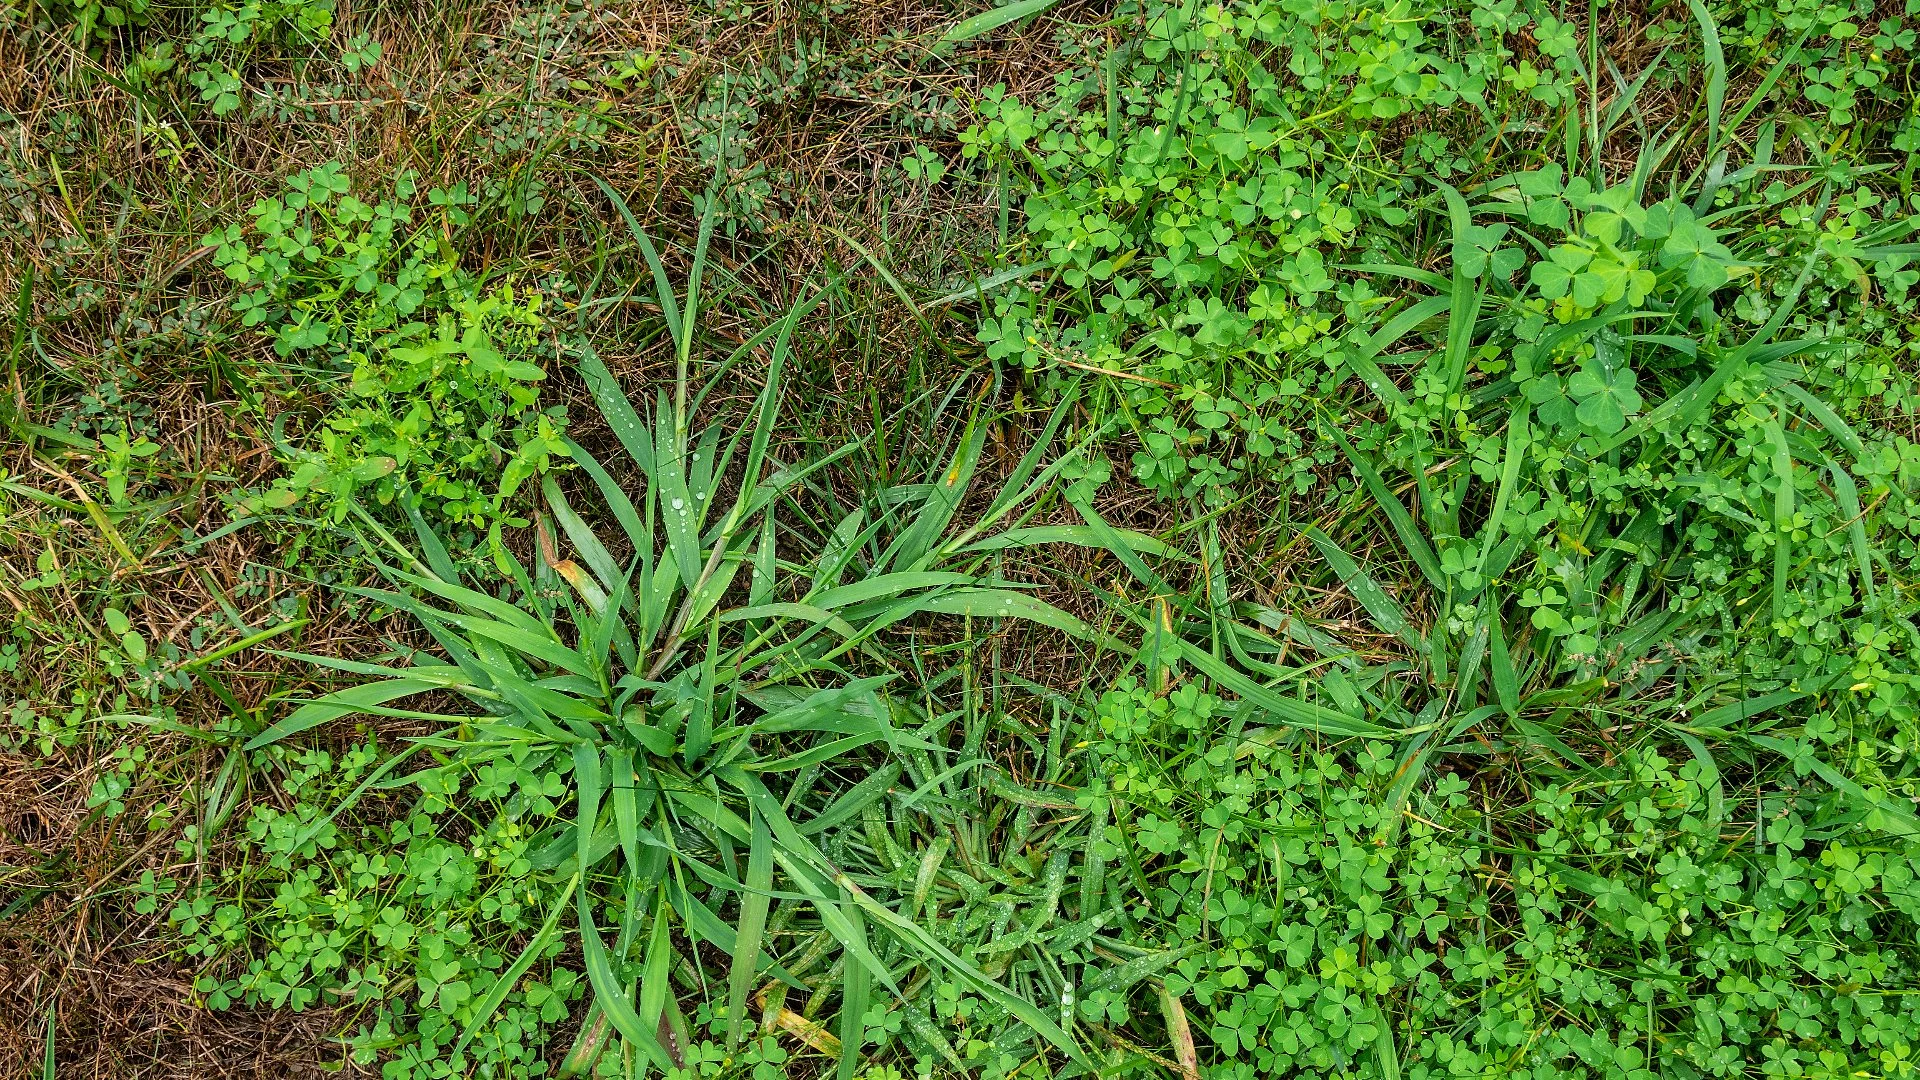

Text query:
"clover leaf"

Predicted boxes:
[[1567, 357, 1643, 433]]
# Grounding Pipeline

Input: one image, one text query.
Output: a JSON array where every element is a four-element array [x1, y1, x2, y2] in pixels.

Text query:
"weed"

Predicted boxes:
[[209, 164, 567, 535], [173, 199, 1144, 1078]]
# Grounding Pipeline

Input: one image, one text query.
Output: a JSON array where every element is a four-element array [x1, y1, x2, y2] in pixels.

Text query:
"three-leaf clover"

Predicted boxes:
[[1454, 222, 1524, 279], [1567, 357, 1643, 434], [1534, 16, 1578, 57], [1661, 205, 1738, 288]]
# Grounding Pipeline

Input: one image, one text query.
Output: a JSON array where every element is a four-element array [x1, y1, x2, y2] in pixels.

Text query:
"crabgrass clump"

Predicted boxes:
[[169, 212, 1134, 1080]]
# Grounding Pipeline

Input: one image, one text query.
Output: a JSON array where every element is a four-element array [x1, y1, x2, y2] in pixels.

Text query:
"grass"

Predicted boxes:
[[4, 0, 1920, 1077]]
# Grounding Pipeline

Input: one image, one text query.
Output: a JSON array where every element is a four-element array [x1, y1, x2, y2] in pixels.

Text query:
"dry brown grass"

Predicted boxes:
[[0, 739, 373, 1078]]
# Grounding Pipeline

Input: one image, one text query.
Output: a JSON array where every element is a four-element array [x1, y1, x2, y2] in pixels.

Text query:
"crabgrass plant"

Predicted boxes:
[[223, 197, 1274, 1078]]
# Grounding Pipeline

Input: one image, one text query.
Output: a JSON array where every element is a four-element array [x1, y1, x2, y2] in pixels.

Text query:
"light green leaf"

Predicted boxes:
[[940, 0, 1061, 43]]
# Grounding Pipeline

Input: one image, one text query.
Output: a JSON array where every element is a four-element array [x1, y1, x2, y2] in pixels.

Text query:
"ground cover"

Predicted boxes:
[[3, 0, 1920, 1077]]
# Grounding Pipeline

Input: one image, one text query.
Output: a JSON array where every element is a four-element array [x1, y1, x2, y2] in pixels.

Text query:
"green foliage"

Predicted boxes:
[[39, 0, 158, 41], [207, 163, 566, 530], [26, 0, 1920, 1077], [170, 741, 582, 1079], [962, 0, 1920, 730], [960, 0, 1919, 506], [183, 0, 338, 114], [25, 0, 341, 93], [1084, 676, 1920, 1079], [182, 207, 1159, 1079]]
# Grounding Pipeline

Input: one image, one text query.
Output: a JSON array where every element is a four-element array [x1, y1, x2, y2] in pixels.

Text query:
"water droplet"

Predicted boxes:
[[670, 498, 684, 511]]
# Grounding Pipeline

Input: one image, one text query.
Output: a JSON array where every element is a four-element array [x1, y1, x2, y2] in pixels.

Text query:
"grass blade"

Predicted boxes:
[[887, 418, 986, 571], [1687, 0, 1726, 151], [1764, 419, 1793, 626], [450, 872, 580, 1062], [726, 808, 774, 1049], [572, 344, 656, 480], [637, 889, 680, 1069], [450, 613, 594, 677], [1489, 609, 1520, 717], [1305, 527, 1423, 654], [1476, 408, 1529, 572], [941, 0, 1062, 44], [1828, 461, 1875, 606], [1159, 986, 1201, 1080], [592, 175, 681, 349], [837, 898, 869, 1080], [245, 679, 444, 749], [959, 523, 1183, 559], [1324, 424, 1445, 589], [1435, 181, 1486, 395]]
